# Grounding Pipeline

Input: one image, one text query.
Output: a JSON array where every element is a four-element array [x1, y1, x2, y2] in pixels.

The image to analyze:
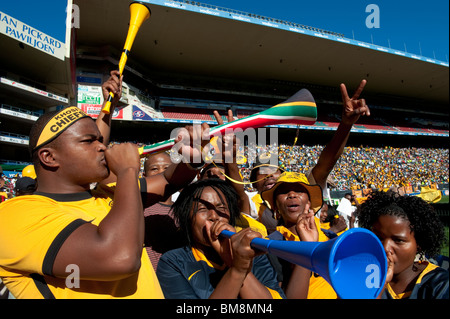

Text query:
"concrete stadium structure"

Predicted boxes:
[[1, 0, 448, 171]]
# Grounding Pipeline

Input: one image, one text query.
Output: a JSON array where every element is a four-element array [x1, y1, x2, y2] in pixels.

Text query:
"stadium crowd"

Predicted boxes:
[[237, 143, 449, 192], [2, 143, 448, 199]]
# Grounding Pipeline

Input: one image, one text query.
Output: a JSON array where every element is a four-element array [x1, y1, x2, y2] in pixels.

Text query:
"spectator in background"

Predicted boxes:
[[238, 145, 448, 194], [330, 146, 449, 191], [14, 176, 36, 196], [336, 193, 357, 228], [357, 190, 448, 299], [199, 162, 226, 181], [249, 79, 371, 234], [21, 165, 37, 179], [142, 151, 183, 271], [0, 167, 10, 202], [249, 153, 285, 233], [111, 142, 448, 195], [318, 202, 347, 239]]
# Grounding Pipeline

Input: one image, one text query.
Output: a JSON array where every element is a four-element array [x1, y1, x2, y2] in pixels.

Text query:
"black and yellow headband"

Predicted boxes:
[[33, 107, 90, 151]]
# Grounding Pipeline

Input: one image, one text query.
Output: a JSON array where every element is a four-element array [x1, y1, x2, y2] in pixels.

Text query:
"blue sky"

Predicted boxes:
[[0, 0, 68, 42], [199, 0, 449, 62], [1, 0, 448, 62]]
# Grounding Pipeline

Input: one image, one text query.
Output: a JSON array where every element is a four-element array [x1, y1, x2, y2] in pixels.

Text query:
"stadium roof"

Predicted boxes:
[[1, 0, 448, 112], [73, 0, 448, 111]]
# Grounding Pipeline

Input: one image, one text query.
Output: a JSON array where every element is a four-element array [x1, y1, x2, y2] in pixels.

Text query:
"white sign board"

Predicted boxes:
[[0, 10, 65, 60]]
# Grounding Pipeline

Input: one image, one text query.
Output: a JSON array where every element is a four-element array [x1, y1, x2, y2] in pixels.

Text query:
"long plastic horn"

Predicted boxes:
[[221, 228, 387, 299], [138, 88, 317, 156], [101, 2, 151, 114]]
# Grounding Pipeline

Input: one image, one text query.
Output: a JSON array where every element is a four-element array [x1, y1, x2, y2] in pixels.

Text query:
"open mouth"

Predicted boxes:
[[264, 182, 275, 190], [263, 179, 277, 190], [286, 203, 300, 212]]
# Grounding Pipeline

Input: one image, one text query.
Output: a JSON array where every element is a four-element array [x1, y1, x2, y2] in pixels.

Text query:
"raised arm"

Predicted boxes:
[[212, 109, 252, 215], [311, 79, 370, 189], [96, 70, 122, 146], [52, 143, 145, 280]]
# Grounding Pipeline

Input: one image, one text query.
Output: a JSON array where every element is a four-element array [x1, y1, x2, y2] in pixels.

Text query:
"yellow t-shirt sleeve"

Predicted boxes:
[[235, 213, 268, 238], [0, 196, 87, 276]]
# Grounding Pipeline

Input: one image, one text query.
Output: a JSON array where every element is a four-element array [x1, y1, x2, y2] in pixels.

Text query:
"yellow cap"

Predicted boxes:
[[22, 165, 36, 179], [261, 171, 323, 213]]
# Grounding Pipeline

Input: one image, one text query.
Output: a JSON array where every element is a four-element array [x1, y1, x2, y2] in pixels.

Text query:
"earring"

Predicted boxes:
[[412, 251, 424, 271], [274, 210, 280, 220], [418, 252, 425, 262]]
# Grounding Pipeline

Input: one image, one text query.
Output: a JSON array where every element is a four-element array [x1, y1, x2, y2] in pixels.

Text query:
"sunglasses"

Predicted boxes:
[[257, 165, 281, 175]]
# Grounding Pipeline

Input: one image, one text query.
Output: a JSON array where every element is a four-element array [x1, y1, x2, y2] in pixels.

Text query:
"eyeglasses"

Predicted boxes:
[[258, 165, 280, 175]]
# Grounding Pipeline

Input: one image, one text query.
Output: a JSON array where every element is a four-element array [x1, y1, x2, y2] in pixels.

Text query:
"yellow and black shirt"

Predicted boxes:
[[267, 224, 338, 299], [0, 186, 164, 299], [382, 261, 449, 299], [156, 246, 285, 299]]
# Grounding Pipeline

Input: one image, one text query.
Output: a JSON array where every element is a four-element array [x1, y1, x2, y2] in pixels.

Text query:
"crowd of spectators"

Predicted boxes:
[[237, 143, 449, 192], [1, 142, 448, 199]]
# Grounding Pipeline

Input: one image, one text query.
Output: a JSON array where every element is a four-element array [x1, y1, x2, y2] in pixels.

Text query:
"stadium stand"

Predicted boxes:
[[1, 0, 448, 189]]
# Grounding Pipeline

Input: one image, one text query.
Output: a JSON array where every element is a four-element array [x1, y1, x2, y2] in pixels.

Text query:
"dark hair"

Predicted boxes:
[[171, 178, 240, 247], [14, 177, 37, 196], [356, 190, 445, 258], [325, 205, 339, 224], [199, 163, 225, 179], [249, 153, 282, 184]]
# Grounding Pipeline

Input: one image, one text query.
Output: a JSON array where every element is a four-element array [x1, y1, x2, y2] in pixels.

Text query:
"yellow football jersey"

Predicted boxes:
[[0, 189, 164, 299]]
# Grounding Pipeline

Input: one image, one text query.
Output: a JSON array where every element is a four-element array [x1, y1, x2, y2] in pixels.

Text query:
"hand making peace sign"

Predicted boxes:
[[340, 79, 371, 126]]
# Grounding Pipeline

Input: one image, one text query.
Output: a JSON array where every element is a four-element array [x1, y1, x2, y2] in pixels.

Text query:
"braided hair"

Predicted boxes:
[[171, 178, 240, 247]]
